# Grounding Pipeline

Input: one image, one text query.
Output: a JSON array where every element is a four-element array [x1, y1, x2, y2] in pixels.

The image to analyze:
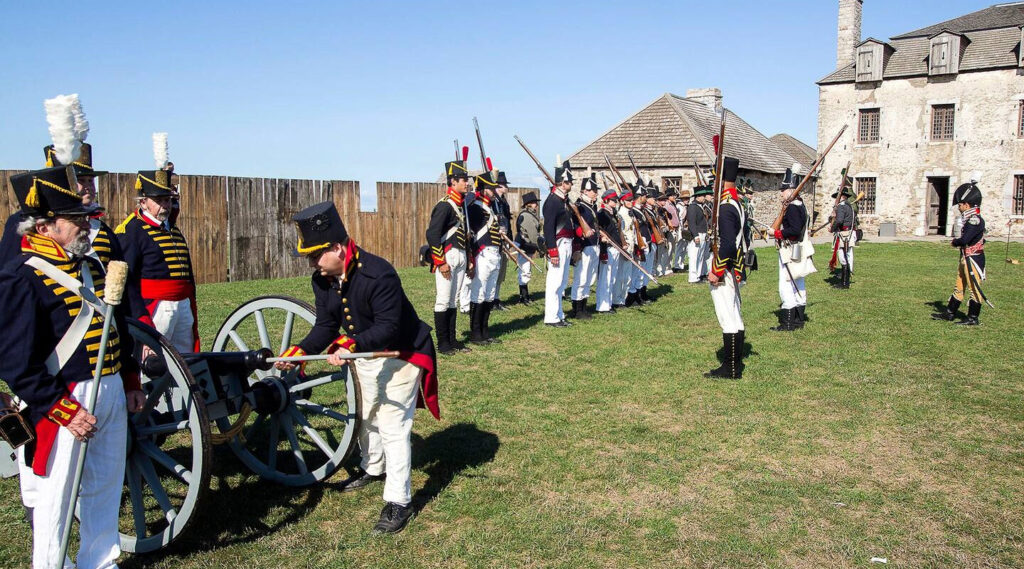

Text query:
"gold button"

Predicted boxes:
[[358, 262, 363, 268], [342, 298, 348, 303], [346, 315, 352, 321], [344, 308, 350, 313], [348, 325, 354, 331]]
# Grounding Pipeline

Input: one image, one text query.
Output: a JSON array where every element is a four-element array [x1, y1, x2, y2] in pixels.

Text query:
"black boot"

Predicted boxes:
[[639, 286, 652, 305], [372, 502, 415, 534], [519, 284, 530, 305], [434, 311, 454, 355], [624, 292, 636, 307], [955, 300, 981, 326], [932, 296, 961, 321], [705, 333, 740, 379], [577, 298, 592, 320], [842, 265, 851, 288], [568, 299, 579, 319], [448, 308, 471, 353], [494, 298, 507, 311], [771, 308, 796, 332], [469, 303, 487, 345], [794, 305, 806, 329], [484, 301, 502, 343], [735, 330, 745, 364]]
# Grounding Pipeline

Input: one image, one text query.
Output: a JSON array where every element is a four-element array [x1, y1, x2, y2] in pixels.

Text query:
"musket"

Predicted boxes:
[[811, 190, 865, 236], [692, 160, 707, 186], [473, 117, 493, 176], [514, 135, 557, 187], [500, 232, 543, 273], [599, 229, 659, 285], [454, 139, 460, 161], [771, 124, 848, 231], [709, 115, 727, 258], [604, 155, 649, 252], [809, 162, 851, 236], [566, 200, 596, 238], [625, 151, 667, 246]]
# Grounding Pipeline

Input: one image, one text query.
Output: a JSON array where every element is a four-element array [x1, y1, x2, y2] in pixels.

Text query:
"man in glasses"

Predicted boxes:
[[115, 167, 199, 353]]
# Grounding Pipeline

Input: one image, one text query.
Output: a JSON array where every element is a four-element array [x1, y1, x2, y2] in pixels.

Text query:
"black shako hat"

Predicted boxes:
[[580, 173, 599, 192], [293, 201, 349, 256], [953, 182, 982, 207], [475, 171, 498, 192], [496, 171, 509, 187], [12, 165, 90, 217], [722, 157, 740, 184], [554, 160, 573, 184], [45, 142, 109, 177], [136, 170, 176, 198], [445, 160, 469, 184]]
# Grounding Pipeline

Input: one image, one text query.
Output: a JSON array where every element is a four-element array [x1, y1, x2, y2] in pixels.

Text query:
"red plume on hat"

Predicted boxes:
[[462, 146, 469, 161], [712, 135, 721, 155]]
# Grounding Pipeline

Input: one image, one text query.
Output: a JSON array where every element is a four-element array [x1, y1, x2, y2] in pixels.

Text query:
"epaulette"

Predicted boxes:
[[114, 212, 137, 234]]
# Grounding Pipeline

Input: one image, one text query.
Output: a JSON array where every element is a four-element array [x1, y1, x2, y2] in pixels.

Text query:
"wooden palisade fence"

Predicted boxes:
[[0, 170, 534, 284]]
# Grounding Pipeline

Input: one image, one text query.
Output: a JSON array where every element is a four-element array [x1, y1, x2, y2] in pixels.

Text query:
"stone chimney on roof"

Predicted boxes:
[[685, 87, 723, 115], [837, 0, 863, 69]]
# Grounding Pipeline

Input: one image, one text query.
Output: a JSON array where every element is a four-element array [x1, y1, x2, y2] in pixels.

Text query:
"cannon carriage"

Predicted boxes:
[[118, 295, 360, 553]]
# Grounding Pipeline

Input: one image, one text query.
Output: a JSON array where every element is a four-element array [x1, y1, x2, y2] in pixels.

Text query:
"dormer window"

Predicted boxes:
[[855, 39, 888, 83], [929, 31, 965, 76]]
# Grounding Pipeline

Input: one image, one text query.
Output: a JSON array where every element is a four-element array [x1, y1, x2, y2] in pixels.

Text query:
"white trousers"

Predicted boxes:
[[613, 251, 633, 304], [458, 270, 471, 313], [33, 374, 127, 569], [470, 246, 501, 303], [517, 252, 533, 285], [710, 276, 745, 333], [674, 237, 689, 270], [352, 357, 421, 506], [571, 245, 599, 300], [151, 298, 194, 354], [688, 235, 709, 282], [631, 245, 654, 291], [433, 248, 467, 312], [494, 253, 507, 299], [778, 254, 807, 309], [595, 249, 620, 312], [837, 232, 856, 271], [656, 242, 670, 276], [544, 238, 572, 323]]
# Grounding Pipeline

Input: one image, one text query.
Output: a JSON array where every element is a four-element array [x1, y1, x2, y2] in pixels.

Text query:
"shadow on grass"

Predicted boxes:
[[122, 456, 325, 568], [409, 422, 500, 513], [492, 312, 543, 336]]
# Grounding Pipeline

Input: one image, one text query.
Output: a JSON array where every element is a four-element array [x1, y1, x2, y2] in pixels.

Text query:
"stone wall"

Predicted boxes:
[[816, 67, 1024, 237]]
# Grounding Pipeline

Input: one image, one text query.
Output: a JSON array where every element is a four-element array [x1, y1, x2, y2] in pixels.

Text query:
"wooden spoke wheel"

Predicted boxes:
[[212, 295, 359, 486], [117, 321, 212, 554]]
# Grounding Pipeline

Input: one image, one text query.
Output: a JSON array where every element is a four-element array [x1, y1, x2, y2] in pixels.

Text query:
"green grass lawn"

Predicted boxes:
[[2, 242, 1023, 568]]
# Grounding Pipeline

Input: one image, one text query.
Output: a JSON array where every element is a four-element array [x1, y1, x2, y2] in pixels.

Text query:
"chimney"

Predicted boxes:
[[837, 0, 863, 69], [685, 87, 723, 116]]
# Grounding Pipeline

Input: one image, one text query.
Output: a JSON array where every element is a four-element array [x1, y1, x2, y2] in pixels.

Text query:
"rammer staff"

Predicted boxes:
[[500, 232, 544, 273], [599, 229, 660, 285]]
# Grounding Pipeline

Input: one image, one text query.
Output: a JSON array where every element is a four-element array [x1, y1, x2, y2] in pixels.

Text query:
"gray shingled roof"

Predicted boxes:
[[892, 2, 1024, 38], [568, 93, 797, 175], [820, 3, 1024, 84], [770, 133, 817, 171]]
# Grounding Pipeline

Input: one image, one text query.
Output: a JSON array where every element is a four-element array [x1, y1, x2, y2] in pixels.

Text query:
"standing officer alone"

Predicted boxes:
[[277, 202, 439, 534], [932, 182, 987, 326], [543, 161, 582, 327], [570, 174, 600, 320], [0, 166, 145, 569], [116, 165, 200, 353], [514, 191, 541, 305], [467, 172, 504, 344], [426, 158, 473, 354], [705, 158, 747, 380]]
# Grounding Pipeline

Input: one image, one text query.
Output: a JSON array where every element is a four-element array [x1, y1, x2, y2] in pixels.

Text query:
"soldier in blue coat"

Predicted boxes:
[[932, 182, 987, 326]]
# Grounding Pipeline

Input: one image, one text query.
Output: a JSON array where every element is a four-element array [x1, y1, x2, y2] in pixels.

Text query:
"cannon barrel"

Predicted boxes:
[[182, 348, 275, 374]]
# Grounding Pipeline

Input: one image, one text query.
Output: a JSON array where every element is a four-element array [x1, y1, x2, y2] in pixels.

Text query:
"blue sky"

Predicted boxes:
[[0, 0, 996, 209]]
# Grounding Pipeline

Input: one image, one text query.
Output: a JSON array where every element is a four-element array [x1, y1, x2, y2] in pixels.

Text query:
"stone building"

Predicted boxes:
[[567, 89, 816, 223], [817, 0, 1024, 236]]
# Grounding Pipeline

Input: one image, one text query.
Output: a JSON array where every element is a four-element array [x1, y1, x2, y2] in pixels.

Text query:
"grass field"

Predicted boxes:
[[2, 241, 1023, 568]]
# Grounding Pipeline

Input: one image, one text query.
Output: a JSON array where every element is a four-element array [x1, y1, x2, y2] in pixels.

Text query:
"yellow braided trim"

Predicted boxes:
[[137, 173, 172, 191], [296, 237, 330, 255]]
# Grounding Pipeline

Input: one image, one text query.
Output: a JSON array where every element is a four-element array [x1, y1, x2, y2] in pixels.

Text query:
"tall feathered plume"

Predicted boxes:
[[44, 94, 81, 165], [153, 132, 169, 169], [69, 95, 90, 143]]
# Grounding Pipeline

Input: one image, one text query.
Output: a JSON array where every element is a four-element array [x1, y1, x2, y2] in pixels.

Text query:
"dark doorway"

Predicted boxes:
[[927, 177, 949, 235]]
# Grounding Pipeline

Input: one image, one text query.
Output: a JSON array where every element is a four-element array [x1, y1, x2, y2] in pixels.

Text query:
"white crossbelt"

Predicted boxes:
[[24, 256, 106, 376]]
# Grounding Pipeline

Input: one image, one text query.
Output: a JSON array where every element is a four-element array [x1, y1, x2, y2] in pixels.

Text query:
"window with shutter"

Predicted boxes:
[[1018, 101, 1024, 138], [931, 105, 955, 141], [1013, 175, 1024, 216], [930, 38, 950, 75], [858, 109, 880, 144], [856, 178, 877, 215]]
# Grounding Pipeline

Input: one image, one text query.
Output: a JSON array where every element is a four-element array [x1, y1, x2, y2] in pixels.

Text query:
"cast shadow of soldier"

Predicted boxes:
[[121, 422, 499, 567]]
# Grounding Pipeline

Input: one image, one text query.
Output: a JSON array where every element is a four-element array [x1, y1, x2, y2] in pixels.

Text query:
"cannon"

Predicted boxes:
[[114, 295, 362, 553]]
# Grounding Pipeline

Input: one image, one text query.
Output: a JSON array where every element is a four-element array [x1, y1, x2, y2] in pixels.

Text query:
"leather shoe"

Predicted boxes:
[[372, 502, 414, 534], [338, 470, 385, 493], [546, 321, 569, 328]]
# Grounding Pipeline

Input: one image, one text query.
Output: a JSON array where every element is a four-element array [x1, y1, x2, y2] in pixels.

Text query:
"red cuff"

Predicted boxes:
[[281, 345, 308, 371], [138, 314, 155, 328], [329, 335, 356, 353], [48, 397, 81, 426], [575, 227, 583, 238], [547, 248, 559, 259], [710, 267, 726, 278], [773, 229, 782, 240], [122, 370, 141, 392]]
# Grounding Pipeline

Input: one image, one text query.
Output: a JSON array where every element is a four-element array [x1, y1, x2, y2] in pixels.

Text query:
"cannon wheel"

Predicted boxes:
[[212, 295, 359, 486], [117, 321, 212, 553]]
